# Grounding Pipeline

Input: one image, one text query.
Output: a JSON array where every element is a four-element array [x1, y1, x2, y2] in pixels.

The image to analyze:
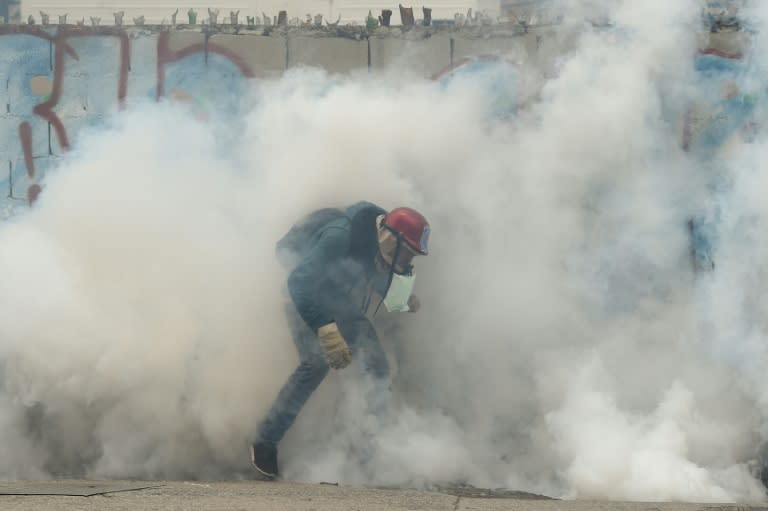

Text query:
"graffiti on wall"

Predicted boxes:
[[684, 39, 763, 273], [157, 31, 254, 121], [0, 27, 56, 208], [0, 26, 254, 214], [433, 55, 520, 119]]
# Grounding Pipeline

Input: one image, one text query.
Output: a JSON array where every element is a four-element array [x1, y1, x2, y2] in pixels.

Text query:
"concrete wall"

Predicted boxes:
[[0, 22, 750, 216], [21, 0, 484, 25], [0, 23, 542, 213]]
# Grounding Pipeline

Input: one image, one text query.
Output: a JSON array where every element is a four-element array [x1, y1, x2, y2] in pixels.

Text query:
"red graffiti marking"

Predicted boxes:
[[156, 31, 255, 100], [19, 122, 42, 203], [19, 122, 34, 178], [0, 26, 76, 203], [35, 27, 130, 153], [0, 24, 71, 60], [699, 47, 742, 60], [27, 184, 42, 203]]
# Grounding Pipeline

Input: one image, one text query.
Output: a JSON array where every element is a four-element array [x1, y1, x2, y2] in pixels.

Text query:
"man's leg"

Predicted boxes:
[[337, 316, 392, 418], [252, 305, 329, 478], [338, 316, 390, 383], [334, 316, 392, 475]]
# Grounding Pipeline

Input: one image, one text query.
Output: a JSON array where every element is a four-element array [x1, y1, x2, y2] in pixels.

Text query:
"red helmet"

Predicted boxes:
[[383, 207, 430, 255]]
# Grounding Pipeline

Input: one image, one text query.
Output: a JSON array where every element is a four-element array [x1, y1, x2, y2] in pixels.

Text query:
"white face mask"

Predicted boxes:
[[383, 272, 416, 312]]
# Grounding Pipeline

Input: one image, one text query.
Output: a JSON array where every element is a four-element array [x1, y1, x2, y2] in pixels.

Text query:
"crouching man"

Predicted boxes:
[[250, 201, 430, 479]]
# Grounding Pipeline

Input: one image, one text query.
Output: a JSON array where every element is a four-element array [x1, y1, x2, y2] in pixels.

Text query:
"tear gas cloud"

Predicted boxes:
[[2, 0, 768, 502]]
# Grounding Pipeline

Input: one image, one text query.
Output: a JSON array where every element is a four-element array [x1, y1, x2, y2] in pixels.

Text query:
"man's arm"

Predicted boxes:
[[287, 227, 351, 332]]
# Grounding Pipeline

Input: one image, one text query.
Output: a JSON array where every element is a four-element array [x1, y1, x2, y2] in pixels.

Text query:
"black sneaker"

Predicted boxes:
[[250, 442, 278, 479]]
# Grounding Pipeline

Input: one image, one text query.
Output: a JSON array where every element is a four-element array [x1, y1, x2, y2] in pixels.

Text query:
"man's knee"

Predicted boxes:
[[366, 352, 390, 381], [297, 355, 329, 384], [336, 316, 389, 379]]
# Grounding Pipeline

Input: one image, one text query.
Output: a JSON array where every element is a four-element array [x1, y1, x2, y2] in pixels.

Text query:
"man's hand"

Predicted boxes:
[[407, 294, 420, 313], [317, 322, 352, 369]]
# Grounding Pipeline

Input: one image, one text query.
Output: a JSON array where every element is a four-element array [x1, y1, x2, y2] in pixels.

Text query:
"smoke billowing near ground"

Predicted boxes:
[[2, 0, 768, 503]]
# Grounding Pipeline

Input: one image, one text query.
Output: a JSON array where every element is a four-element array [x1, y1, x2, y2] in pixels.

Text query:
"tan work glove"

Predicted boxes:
[[317, 322, 352, 370]]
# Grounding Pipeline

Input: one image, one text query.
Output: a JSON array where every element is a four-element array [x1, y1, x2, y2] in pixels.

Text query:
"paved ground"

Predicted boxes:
[[1, 480, 767, 511]]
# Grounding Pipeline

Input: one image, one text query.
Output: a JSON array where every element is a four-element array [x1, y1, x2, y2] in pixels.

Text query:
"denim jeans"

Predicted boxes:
[[256, 304, 390, 448]]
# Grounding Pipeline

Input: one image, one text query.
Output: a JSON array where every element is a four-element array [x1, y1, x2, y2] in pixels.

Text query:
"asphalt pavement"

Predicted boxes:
[[1, 480, 767, 511]]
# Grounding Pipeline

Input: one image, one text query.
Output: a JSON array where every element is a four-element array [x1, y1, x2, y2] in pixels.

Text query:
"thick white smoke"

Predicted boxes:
[[1, 0, 768, 503]]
